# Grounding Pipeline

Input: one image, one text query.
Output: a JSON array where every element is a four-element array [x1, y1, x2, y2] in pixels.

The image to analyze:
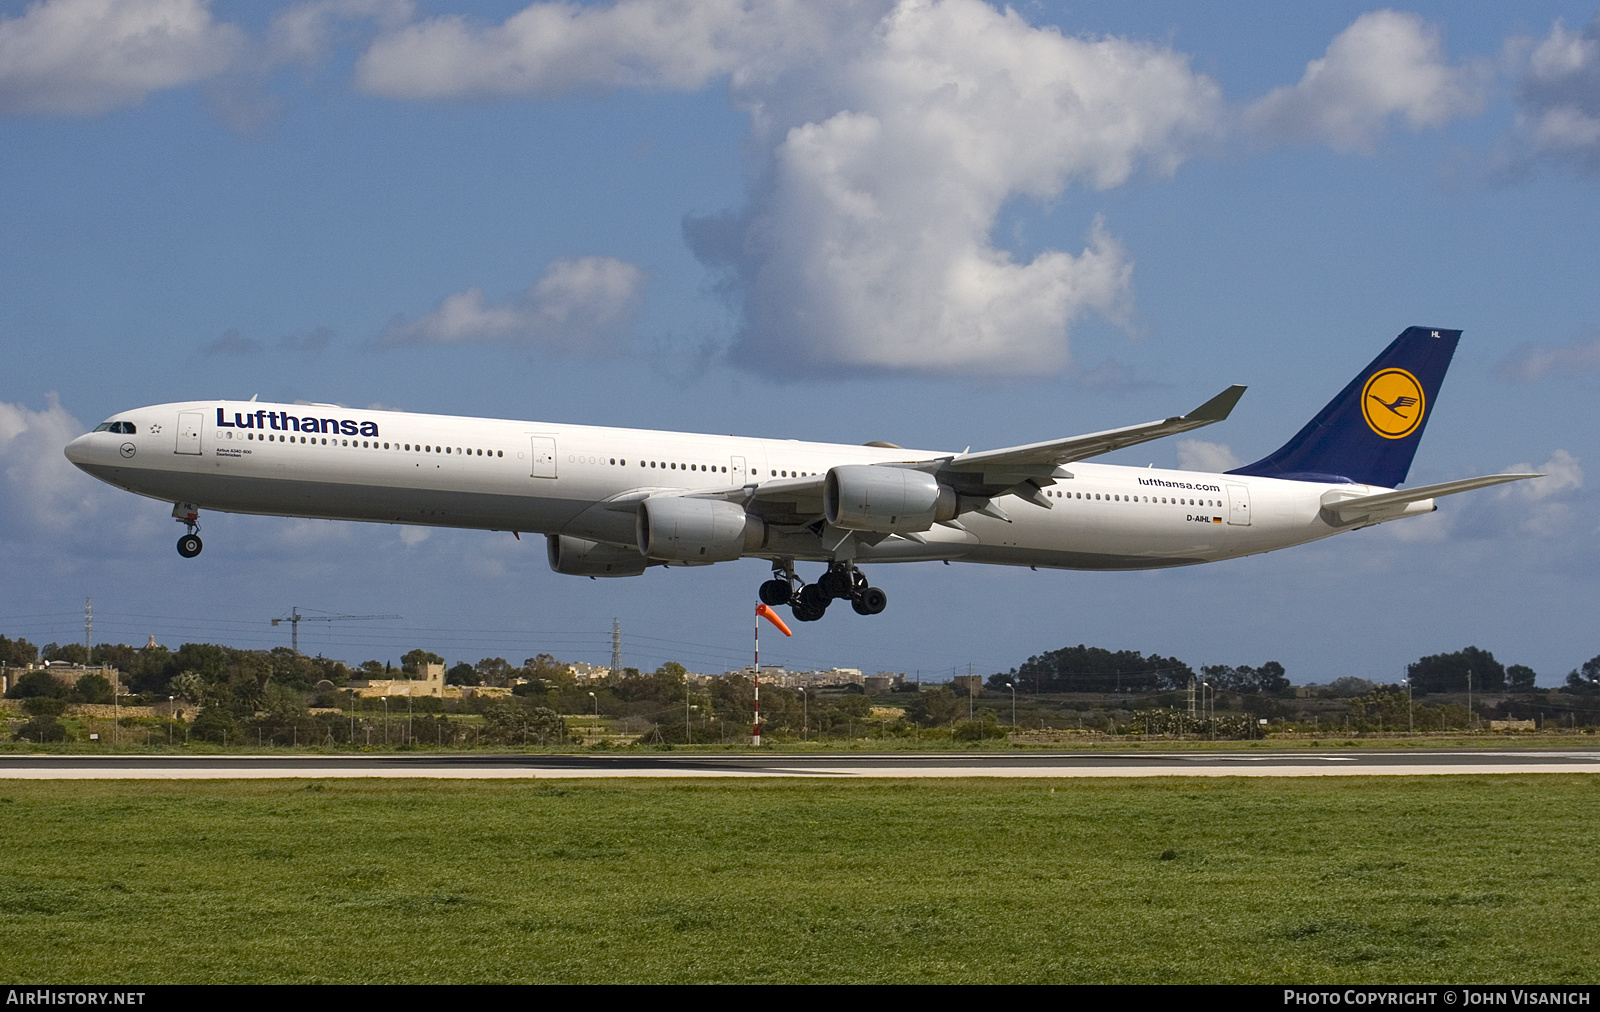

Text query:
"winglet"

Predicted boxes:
[[1183, 384, 1247, 423]]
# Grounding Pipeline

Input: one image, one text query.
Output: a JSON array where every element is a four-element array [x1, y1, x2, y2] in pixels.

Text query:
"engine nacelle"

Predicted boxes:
[[546, 535, 649, 578], [636, 497, 765, 562], [824, 465, 957, 534]]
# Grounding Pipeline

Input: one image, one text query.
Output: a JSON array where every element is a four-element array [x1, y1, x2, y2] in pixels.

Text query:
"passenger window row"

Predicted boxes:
[[228, 430, 504, 457], [638, 461, 728, 473], [1043, 489, 1222, 508]]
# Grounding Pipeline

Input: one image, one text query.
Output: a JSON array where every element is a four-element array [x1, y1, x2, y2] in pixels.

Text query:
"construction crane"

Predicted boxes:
[[271, 607, 402, 653]]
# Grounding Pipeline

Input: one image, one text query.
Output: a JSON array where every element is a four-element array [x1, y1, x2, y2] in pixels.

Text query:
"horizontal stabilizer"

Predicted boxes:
[[1321, 473, 1540, 517]]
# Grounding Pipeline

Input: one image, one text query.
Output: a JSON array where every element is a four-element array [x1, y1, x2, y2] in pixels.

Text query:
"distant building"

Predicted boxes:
[[348, 661, 444, 698], [951, 674, 983, 696], [0, 662, 122, 696], [1489, 719, 1537, 731], [567, 662, 612, 683]]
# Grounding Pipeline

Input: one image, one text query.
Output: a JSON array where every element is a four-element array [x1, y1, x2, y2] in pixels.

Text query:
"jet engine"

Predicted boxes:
[[546, 534, 650, 577], [636, 497, 764, 562], [824, 465, 957, 534]]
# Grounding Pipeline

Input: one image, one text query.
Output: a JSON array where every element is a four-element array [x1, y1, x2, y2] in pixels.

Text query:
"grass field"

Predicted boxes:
[[1, 776, 1596, 983]]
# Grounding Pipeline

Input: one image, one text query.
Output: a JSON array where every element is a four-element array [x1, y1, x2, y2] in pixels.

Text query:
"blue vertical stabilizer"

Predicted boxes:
[[1227, 327, 1461, 488]]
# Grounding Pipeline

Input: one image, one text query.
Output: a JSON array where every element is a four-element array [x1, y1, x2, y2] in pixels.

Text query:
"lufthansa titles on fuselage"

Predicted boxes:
[[215, 408, 379, 438]]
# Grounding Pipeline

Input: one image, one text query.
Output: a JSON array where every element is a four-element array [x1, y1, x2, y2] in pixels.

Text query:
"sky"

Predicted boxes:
[[1, 0, 1598, 685]]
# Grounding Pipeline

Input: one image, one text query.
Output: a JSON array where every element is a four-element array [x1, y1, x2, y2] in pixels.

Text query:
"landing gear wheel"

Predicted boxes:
[[177, 533, 203, 558], [819, 569, 853, 599], [852, 586, 887, 615], [758, 579, 791, 606], [793, 583, 829, 621]]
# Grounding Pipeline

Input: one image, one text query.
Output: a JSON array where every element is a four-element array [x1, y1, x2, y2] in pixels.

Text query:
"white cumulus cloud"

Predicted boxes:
[[691, 0, 1219, 376], [377, 255, 647, 354], [1501, 449, 1583, 501], [0, 394, 112, 532], [351, 2, 1503, 379], [1509, 15, 1600, 173], [352, 0, 859, 99], [1496, 331, 1600, 382], [0, 0, 242, 116], [1243, 10, 1483, 153], [1175, 439, 1241, 473]]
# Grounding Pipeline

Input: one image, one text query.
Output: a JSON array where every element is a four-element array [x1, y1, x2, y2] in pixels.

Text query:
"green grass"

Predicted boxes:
[[1, 777, 1596, 983]]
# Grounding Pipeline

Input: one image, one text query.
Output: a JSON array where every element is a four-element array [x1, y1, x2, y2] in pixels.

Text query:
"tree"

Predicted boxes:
[[998, 645, 1194, 694], [1348, 691, 1411, 729], [169, 670, 210, 706], [953, 711, 1005, 741], [615, 663, 686, 704], [0, 634, 38, 667], [474, 657, 514, 685], [479, 702, 567, 745], [190, 706, 239, 743], [92, 642, 138, 673], [43, 642, 90, 665], [1407, 647, 1505, 694], [1564, 656, 1600, 695], [1506, 665, 1537, 692], [401, 649, 445, 674], [445, 662, 479, 686], [907, 686, 962, 727], [12, 715, 70, 743], [70, 673, 113, 704], [5, 670, 65, 699], [1200, 662, 1290, 694]]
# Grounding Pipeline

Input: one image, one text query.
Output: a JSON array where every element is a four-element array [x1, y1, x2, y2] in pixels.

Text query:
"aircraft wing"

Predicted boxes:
[[916, 384, 1246, 503], [674, 385, 1248, 523], [1320, 473, 1540, 519], [941, 384, 1246, 475]]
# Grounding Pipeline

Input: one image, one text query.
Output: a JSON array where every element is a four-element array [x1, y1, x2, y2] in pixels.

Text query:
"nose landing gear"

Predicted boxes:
[[760, 561, 887, 621], [173, 502, 202, 558]]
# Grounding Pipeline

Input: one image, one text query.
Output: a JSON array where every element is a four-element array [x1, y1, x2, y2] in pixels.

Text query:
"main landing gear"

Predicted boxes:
[[173, 503, 203, 558], [759, 561, 887, 622]]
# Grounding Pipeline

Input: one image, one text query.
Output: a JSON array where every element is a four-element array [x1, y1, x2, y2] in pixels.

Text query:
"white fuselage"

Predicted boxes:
[[64, 400, 1424, 572]]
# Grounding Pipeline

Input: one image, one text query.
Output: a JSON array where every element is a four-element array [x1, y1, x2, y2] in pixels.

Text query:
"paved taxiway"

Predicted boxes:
[[1, 749, 1598, 779]]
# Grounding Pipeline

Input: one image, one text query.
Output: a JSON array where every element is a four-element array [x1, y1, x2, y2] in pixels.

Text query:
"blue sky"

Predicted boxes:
[[2, 0, 1597, 684]]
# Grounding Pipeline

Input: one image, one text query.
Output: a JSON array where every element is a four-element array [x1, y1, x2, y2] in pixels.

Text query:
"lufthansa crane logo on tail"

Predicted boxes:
[[1361, 368, 1425, 439]]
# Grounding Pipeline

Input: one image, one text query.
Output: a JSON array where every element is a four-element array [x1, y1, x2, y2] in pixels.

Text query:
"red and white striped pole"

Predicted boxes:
[[754, 603, 792, 745]]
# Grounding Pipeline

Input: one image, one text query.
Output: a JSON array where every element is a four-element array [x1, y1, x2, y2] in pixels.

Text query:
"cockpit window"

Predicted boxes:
[[93, 422, 113, 432], [118, 422, 136, 434], [97, 421, 137, 434]]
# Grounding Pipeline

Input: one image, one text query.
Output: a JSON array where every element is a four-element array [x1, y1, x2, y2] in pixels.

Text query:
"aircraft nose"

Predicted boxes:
[[64, 433, 94, 467]]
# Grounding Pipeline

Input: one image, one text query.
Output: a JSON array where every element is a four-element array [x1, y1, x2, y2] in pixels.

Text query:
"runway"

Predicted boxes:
[[2, 748, 1599, 779]]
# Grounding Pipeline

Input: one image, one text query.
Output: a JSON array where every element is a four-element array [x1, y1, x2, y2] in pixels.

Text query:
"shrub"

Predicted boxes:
[[190, 706, 239, 744], [12, 715, 71, 743], [953, 713, 1005, 741], [21, 696, 66, 717], [5, 670, 65, 700]]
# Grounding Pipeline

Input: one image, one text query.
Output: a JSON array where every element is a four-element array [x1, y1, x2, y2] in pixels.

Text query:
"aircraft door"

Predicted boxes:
[[176, 411, 202, 455], [1226, 484, 1251, 526], [530, 436, 557, 478], [730, 456, 746, 485]]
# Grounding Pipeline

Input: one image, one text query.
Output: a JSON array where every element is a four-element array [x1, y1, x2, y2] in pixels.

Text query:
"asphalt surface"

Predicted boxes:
[[2, 748, 1598, 778]]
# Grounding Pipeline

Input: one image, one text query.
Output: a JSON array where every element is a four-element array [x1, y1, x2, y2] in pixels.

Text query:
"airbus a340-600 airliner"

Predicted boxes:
[[65, 327, 1534, 622]]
